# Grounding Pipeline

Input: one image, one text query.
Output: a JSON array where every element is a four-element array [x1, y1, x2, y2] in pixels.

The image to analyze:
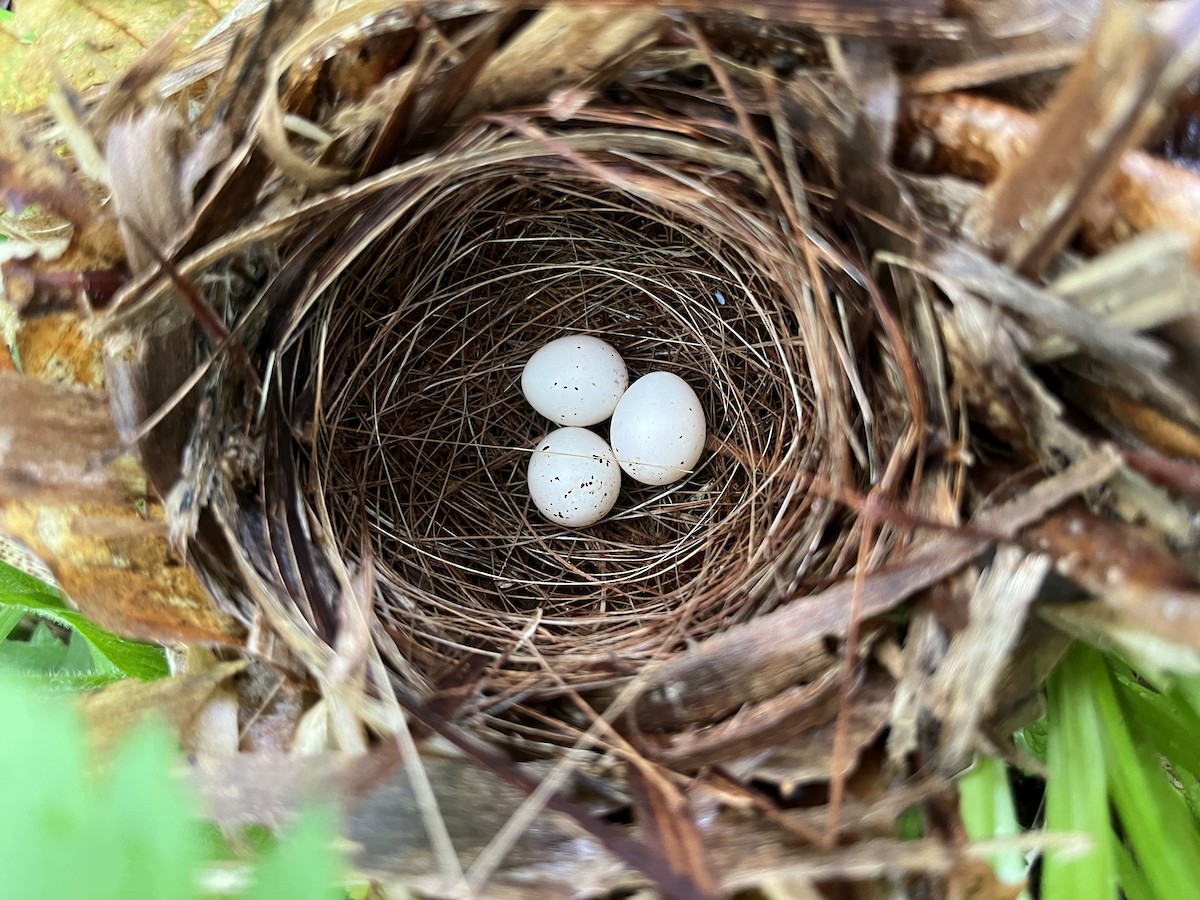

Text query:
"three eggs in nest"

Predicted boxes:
[[521, 335, 706, 527]]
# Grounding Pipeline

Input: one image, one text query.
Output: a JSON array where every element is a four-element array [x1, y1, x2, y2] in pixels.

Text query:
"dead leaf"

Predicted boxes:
[[946, 856, 1026, 900], [1029, 505, 1200, 673], [898, 90, 1200, 268], [749, 672, 895, 791], [962, 1, 1200, 275], [649, 665, 850, 771], [0, 370, 132, 502], [190, 751, 627, 897], [0, 494, 244, 646], [631, 449, 1117, 738], [455, 4, 664, 120], [78, 660, 245, 758], [932, 546, 1051, 768]]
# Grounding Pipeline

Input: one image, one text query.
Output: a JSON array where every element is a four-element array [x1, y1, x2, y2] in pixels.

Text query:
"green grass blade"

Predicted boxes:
[[1170, 673, 1200, 737], [1113, 841, 1155, 900], [0, 605, 23, 641], [1043, 644, 1116, 900], [1112, 674, 1200, 777], [959, 755, 1029, 890], [1091, 653, 1200, 898], [97, 724, 203, 900], [0, 620, 71, 672], [0, 673, 346, 899], [0, 676, 93, 898]]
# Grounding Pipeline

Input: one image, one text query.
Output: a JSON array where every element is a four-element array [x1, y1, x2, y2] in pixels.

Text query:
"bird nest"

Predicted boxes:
[[16, 0, 1200, 894], [297, 137, 911, 695]]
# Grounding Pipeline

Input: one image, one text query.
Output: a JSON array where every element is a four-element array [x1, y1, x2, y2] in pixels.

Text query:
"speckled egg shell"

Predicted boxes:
[[609, 371, 706, 486], [521, 335, 628, 426], [527, 427, 622, 527]]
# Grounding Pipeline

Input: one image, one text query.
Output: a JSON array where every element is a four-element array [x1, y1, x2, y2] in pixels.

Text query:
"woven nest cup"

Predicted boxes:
[[289, 119, 913, 702]]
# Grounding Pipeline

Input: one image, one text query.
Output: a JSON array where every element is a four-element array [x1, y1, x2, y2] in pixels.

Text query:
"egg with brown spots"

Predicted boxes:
[[521, 334, 628, 426], [527, 427, 621, 527], [610, 371, 706, 486]]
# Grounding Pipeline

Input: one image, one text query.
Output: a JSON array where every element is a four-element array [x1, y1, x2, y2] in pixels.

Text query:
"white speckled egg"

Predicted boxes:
[[610, 371, 706, 486], [521, 335, 628, 426], [527, 427, 622, 527]]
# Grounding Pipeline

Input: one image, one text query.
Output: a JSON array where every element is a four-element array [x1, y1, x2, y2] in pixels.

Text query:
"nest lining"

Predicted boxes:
[[302, 140, 894, 690]]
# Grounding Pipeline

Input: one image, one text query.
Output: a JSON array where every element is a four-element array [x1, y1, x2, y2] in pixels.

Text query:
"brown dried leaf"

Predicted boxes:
[[106, 108, 193, 273], [927, 240, 1169, 371], [903, 45, 1082, 95], [15, 313, 105, 387], [931, 546, 1051, 768], [1124, 446, 1200, 501], [103, 318, 200, 499], [78, 660, 245, 759], [897, 91, 1200, 268], [649, 665, 848, 770], [1072, 380, 1200, 460], [0, 492, 243, 646], [236, 660, 307, 753], [0, 365, 238, 642], [0, 371, 131, 502], [455, 4, 664, 120], [946, 857, 1026, 900], [1030, 505, 1200, 672], [711, 828, 1080, 893], [191, 751, 626, 897], [887, 609, 947, 765], [748, 671, 895, 790], [563, 0, 963, 38], [1034, 230, 1200, 362], [0, 114, 103, 231], [984, 619, 1072, 757], [936, 275, 1195, 539]]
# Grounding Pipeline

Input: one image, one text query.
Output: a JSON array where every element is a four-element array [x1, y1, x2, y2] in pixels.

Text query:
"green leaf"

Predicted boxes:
[[0, 673, 345, 899], [1043, 646, 1200, 900], [1170, 672, 1200, 735], [0, 605, 23, 641], [0, 556, 69, 607], [0, 676, 93, 898], [1092, 655, 1200, 899], [0, 620, 71, 673], [1014, 715, 1047, 764], [958, 755, 1028, 890], [1113, 672, 1200, 779], [895, 804, 924, 840], [0, 559, 168, 680], [1043, 645, 1116, 900], [244, 806, 342, 900], [1113, 842, 1155, 900], [92, 724, 202, 900]]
